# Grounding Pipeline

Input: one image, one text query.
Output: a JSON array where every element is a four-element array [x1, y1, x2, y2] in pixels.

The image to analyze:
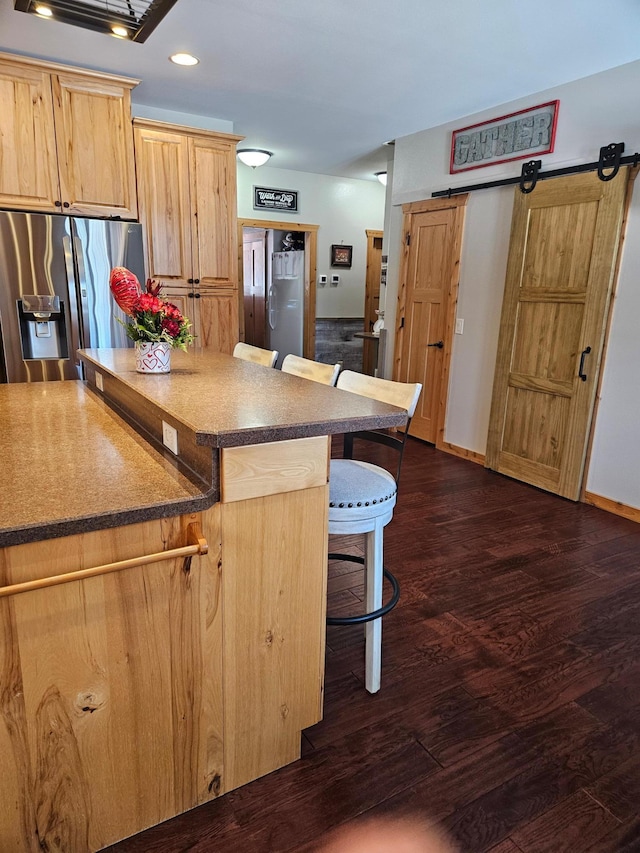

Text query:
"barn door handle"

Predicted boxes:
[[578, 346, 592, 381], [427, 340, 444, 349]]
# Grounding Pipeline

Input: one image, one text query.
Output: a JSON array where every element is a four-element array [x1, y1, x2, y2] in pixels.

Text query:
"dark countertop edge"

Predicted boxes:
[[0, 489, 216, 549], [195, 412, 408, 447]]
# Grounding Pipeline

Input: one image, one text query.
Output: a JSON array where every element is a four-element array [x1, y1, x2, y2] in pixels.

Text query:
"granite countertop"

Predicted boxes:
[[79, 348, 407, 447], [0, 382, 211, 547]]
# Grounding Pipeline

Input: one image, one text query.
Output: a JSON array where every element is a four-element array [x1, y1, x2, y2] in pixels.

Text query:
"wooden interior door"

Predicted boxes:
[[242, 230, 267, 348], [394, 197, 467, 445], [363, 230, 383, 374], [486, 170, 630, 500]]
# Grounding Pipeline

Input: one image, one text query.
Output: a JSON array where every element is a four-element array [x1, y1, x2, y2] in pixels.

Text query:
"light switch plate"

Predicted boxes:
[[455, 318, 464, 335], [95, 371, 104, 391], [330, 274, 340, 286], [162, 420, 178, 455], [318, 274, 327, 285]]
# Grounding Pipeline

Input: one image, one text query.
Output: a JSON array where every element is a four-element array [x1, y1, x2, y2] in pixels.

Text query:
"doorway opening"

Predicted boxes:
[[238, 218, 318, 364]]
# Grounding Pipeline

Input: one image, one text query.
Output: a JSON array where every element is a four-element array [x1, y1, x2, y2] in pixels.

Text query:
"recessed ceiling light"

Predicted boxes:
[[112, 25, 128, 37], [170, 52, 199, 66], [34, 4, 53, 16]]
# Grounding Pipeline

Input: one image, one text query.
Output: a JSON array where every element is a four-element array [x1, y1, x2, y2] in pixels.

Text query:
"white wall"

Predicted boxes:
[[237, 165, 385, 318], [387, 58, 640, 509]]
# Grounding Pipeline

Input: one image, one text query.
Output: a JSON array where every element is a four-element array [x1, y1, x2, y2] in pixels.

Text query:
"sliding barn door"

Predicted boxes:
[[486, 170, 629, 499]]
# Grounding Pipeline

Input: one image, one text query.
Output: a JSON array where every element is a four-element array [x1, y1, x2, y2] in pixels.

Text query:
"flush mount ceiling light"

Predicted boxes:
[[375, 171, 388, 186], [237, 149, 273, 168], [169, 52, 199, 66], [14, 0, 179, 42]]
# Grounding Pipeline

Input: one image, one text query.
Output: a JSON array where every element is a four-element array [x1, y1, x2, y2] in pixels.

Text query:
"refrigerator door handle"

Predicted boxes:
[[268, 285, 277, 330], [62, 231, 82, 371]]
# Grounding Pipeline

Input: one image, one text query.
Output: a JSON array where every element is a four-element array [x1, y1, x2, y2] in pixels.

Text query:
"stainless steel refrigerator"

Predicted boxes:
[[0, 211, 145, 383], [268, 250, 304, 368]]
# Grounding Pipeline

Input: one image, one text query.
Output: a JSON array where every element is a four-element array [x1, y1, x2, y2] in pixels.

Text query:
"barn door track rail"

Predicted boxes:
[[433, 142, 637, 198]]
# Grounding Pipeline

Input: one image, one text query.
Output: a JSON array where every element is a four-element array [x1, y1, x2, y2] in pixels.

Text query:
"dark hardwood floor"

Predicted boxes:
[[107, 438, 640, 852]]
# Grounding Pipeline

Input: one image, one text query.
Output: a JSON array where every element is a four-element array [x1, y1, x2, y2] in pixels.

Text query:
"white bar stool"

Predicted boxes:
[[327, 371, 422, 694]]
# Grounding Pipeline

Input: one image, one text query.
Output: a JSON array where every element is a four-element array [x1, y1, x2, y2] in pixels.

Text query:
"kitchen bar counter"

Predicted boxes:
[[1, 349, 406, 548], [1, 350, 408, 853], [79, 347, 405, 446]]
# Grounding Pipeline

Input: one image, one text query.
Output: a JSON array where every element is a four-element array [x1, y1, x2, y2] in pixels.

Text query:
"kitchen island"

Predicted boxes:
[[0, 349, 407, 852]]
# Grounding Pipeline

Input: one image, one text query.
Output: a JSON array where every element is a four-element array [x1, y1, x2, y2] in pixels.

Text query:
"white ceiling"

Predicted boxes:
[[2, 0, 640, 181]]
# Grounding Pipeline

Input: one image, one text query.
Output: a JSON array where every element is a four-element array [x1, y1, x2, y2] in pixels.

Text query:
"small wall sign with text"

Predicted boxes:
[[253, 186, 298, 213], [450, 101, 559, 174]]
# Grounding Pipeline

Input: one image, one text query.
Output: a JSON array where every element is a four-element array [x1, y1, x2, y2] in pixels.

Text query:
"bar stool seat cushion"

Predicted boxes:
[[329, 460, 397, 528]]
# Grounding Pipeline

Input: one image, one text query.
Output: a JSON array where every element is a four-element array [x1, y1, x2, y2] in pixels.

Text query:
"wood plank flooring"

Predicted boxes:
[[106, 438, 640, 852]]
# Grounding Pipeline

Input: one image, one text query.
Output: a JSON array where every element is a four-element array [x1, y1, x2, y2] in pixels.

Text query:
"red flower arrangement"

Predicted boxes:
[[109, 268, 194, 350]]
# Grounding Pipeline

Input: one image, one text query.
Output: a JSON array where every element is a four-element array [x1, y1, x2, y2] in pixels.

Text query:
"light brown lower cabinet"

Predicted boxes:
[[0, 437, 329, 851], [163, 288, 239, 355]]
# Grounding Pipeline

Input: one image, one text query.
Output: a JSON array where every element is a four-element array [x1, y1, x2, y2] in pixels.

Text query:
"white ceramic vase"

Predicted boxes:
[[135, 341, 171, 374]]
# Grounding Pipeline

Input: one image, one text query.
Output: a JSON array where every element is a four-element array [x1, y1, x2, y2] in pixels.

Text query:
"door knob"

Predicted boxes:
[[427, 340, 444, 349]]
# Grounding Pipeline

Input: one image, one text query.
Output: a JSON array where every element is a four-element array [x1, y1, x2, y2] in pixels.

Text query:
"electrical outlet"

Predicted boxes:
[[162, 420, 178, 455], [95, 371, 104, 391], [455, 318, 464, 335]]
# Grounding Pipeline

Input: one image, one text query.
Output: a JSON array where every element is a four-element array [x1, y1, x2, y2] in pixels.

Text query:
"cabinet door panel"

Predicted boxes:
[[190, 138, 238, 288], [0, 62, 60, 211], [53, 74, 137, 219], [134, 128, 193, 289], [0, 509, 223, 852], [196, 291, 239, 354]]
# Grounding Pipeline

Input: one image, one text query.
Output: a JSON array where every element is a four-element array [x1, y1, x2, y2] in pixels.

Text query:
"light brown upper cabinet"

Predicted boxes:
[[0, 53, 138, 218], [134, 119, 243, 353], [486, 170, 630, 500]]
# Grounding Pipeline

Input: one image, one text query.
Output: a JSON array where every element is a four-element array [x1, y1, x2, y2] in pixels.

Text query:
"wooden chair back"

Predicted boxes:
[[233, 342, 279, 368], [281, 354, 340, 386]]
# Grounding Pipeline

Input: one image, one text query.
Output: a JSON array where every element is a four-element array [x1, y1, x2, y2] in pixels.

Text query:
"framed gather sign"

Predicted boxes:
[[450, 100, 559, 174]]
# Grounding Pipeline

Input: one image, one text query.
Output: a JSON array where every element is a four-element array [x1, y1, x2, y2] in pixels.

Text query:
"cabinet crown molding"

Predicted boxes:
[[0, 51, 140, 88], [133, 117, 243, 144]]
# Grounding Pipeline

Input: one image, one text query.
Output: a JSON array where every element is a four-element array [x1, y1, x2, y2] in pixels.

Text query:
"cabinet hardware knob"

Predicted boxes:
[[63, 202, 70, 208], [195, 293, 201, 299], [194, 278, 200, 284], [187, 292, 194, 298], [55, 200, 62, 207]]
